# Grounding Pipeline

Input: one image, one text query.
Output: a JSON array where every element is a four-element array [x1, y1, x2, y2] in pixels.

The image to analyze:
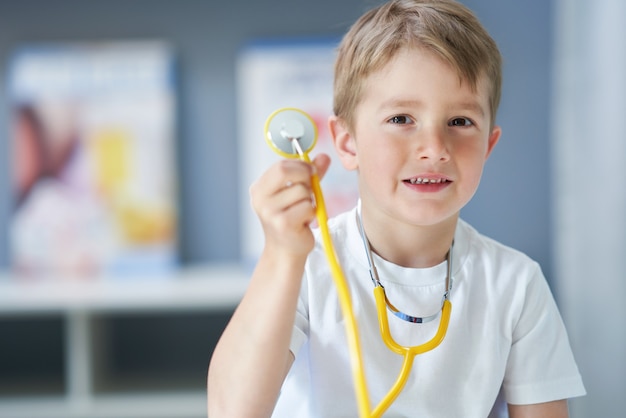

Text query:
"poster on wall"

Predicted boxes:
[[237, 39, 359, 264], [8, 41, 178, 279]]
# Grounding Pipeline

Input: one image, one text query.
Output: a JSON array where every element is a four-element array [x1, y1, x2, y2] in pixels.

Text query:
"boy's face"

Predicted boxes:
[[332, 47, 501, 229]]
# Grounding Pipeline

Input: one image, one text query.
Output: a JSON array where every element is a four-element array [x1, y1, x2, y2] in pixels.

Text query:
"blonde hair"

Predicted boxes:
[[333, 0, 502, 129]]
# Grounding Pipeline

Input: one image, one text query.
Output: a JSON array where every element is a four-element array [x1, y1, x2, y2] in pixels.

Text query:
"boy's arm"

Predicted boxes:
[[207, 250, 304, 417], [207, 155, 331, 418], [508, 400, 569, 418]]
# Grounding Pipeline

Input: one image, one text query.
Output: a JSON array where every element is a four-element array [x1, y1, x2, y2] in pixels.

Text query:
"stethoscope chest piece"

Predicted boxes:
[[264, 107, 318, 158]]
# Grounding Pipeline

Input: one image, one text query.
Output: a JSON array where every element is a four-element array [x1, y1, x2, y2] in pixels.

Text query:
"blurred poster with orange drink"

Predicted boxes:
[[8, 41, 178, 279]]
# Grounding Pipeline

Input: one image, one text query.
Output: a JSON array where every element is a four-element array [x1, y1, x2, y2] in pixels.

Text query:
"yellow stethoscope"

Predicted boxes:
[[264, 108, 452, 418]]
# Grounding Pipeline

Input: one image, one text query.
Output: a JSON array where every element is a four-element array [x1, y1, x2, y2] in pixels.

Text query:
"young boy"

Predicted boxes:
[[207, 0, 585, 416]]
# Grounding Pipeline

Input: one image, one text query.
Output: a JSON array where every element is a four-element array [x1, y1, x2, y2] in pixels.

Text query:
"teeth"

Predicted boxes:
[[410, 177, 445, 184]]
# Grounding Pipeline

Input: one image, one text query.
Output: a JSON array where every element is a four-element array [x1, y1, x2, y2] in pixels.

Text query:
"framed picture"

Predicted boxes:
[[8, 41, 178, 279]]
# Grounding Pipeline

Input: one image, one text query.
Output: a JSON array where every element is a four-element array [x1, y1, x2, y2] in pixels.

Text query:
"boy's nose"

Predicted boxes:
[[415, 127, 450, 161]]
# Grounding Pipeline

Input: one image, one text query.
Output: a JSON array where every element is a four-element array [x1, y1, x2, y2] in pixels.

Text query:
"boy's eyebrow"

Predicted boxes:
[[378, 98, 422, 110], [453, 101, 486, 117], [378, 98, 487, 117]]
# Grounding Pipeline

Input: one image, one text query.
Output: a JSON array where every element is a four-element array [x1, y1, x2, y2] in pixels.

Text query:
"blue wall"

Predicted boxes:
[[0, 0, 553, 279]]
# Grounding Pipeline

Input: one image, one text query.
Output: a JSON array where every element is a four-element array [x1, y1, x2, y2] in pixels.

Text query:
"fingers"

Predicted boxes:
[[312, 153, 331, 181], [267, 159, 315, 200], [250, 154, 331, 255], [254, 154, 331, 205], [252, 160, 312, 215]]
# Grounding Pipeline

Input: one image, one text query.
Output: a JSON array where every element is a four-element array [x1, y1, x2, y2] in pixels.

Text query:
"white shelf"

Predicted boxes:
[[0, 391, 207, 418], [0, 263, 250, 418], [0, 263, 250, 314]]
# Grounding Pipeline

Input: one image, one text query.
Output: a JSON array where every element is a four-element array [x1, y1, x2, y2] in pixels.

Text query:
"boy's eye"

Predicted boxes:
[[388, 115, 414, 125], [449, 117, 473, 127]]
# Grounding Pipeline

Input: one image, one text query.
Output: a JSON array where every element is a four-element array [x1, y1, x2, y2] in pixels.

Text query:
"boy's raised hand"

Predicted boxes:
[[250, 153, 331, 257]]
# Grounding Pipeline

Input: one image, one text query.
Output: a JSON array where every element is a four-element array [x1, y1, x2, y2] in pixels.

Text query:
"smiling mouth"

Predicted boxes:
[[405, 177, 451, 185]]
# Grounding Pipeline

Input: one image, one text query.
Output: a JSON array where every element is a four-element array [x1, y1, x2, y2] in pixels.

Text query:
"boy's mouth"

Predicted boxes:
[[405, 177, 451, 185]]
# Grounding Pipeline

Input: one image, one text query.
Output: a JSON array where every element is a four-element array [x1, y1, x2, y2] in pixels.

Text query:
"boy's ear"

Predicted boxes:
[[328, 115, 358, 170], [485, 125, 502, 160]]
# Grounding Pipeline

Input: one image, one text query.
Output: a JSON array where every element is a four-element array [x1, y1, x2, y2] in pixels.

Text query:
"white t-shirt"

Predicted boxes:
[[272, 207, 585, 417]]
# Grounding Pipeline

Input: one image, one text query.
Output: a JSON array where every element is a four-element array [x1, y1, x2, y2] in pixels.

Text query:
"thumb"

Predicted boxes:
[[312, 153, 331, 181]]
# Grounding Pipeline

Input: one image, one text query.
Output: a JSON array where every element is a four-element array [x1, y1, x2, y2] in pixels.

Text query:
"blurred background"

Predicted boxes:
[[0, 0, 623, 417]]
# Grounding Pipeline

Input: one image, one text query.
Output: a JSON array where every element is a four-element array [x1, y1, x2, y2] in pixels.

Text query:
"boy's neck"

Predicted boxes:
[[360, 210, 458, 269]]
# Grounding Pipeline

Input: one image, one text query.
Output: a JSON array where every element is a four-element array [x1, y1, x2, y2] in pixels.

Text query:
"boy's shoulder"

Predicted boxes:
[[456, 218, 541, 273]]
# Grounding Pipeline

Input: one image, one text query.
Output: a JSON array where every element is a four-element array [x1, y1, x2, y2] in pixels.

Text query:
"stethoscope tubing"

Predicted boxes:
[[304, 153, 373, 417], [265, 108, 452, 418]]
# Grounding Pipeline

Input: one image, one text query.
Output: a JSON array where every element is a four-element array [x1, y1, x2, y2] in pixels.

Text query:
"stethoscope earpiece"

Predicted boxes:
[[264, 107, 318, 159]]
